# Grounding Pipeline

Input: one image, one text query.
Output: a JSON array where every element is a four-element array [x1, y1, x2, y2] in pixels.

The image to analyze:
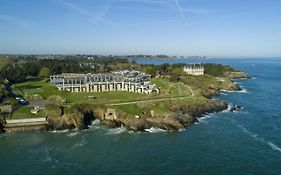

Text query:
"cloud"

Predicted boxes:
[[174, 0, 189, 27], [0, 15, 32, 28], [56, 0, 119, 29]]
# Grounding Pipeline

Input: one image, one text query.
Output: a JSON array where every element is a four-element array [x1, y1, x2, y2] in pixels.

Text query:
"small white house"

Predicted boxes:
[[183, 64, 204, 76]]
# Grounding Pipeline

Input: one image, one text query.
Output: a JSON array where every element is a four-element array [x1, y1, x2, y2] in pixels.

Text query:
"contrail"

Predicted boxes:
[[174, 0, 188, 27], [112, 0, 171, 3], [56, 0, 119, 29], [130, 19, 177, 27]]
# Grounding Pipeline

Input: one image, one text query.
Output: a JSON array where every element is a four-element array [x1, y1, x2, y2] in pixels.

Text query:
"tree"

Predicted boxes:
[[169, 68, 184, 82], [22, 62, 40, 76], [158, 63, 170, 75], [39, 67, 51, 78]]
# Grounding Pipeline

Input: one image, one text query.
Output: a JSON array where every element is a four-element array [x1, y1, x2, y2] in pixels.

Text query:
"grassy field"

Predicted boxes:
[[12, 77, 197, 117], [113, 104, 143, 116], [14, 77, 193, 104], [13, 79, 146, 104], [11, 106, 44, 119], [152, 78, 192, 96]]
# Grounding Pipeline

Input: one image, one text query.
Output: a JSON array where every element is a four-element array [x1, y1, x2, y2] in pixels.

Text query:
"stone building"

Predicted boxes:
[[50, 70, 159, 94], [183, 64, 204, 76]]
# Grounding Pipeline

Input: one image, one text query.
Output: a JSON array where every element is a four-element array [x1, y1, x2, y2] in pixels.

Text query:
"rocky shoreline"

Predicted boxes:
[[0, 74, 250, 134], [42, 77, 248, 133]]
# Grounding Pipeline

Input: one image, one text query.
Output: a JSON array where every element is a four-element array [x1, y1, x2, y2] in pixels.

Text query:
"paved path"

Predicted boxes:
[[186, 85, 194, 97]]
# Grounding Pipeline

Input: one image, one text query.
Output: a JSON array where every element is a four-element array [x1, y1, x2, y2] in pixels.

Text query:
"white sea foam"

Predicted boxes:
[[221, 89, 249, 94], [87, 119, 102, 130], [220, 89, 236, 93], [268, 142, 281, 152], [107, 126, 127, 135], [51, 129, 69, 133], [238, 124, 281, 153], [196, 113, 215, 124], [91, 119, 100, 125], [66, 132, 79, 137], [179, 128, 186, 132], [145, 127, 166, 133], [222, 104, 232, 113], [238, 89, 248, 93]]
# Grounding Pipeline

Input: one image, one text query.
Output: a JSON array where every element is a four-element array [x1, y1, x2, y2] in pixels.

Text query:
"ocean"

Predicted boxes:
[[0, 58, 281, 175]]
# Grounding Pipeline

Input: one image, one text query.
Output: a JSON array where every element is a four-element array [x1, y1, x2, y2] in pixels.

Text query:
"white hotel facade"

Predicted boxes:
[[50, 70, 159, 94], [183, 64, 204, 76]]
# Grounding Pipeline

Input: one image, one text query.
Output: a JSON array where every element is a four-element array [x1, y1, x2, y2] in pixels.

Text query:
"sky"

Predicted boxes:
[[0, 0, 281, 57]]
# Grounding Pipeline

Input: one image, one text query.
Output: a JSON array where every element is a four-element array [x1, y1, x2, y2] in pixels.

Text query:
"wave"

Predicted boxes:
[[237, 124, 281, 154], [220, 89, 236, 93], [86, 119, 102, 131], [222, 104, 232, 113], [91, 119, 100, 125], [145, 127, 166, 133], [51, 129, 69, 133], [107, 126, 127, 135], [196, 113, 215, 124], [238, 89, 248, 93], [179, 128, 186, 132], [66, 132, 79, 137], [268, 142, 281, 152], [221, 88, 249, 93]]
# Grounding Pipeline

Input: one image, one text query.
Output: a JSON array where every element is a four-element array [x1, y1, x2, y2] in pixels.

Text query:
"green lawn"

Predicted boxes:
[[113, 103, 143, 116], [13, 77, 194, 106], [13, 79, 152, 105], [11, 106, 44, 119], [152, 78, 191, 96], [12, 78, 197, 117]]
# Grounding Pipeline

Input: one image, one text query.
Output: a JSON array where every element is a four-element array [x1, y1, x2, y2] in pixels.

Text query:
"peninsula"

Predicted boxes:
[[0, 55, 250, 133]]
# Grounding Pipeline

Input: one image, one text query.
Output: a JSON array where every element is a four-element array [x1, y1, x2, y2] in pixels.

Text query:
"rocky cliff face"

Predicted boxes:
[[43, 70, 246, 132], [101, 99, 228, 132], [45, 104, 97, 131], [224, 71, 250, 79], [0, 119, 4, 133]]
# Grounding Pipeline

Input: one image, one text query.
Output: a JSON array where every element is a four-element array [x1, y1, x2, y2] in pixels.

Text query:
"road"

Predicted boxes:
[[4, 83, 19, 98]]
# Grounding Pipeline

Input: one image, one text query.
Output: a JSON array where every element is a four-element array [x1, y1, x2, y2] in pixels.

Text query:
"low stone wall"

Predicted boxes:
[[3, 118, 48, 132], [5, 118, 47, 124]]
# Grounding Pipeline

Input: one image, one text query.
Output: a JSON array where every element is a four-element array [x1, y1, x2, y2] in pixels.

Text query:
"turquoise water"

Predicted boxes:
[[1, 58, 281, 175]]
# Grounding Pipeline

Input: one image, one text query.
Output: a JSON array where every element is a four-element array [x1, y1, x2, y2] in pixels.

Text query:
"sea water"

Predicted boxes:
[[0, 58, 281, 175]]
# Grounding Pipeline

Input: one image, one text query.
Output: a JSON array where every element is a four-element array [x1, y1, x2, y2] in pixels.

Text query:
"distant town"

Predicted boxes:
[[0, 54, 208, 61]]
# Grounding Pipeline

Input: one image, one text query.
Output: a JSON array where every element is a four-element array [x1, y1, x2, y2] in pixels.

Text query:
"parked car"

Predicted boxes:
[[19, 99, 27, 104], [15, 96, 28, 104]]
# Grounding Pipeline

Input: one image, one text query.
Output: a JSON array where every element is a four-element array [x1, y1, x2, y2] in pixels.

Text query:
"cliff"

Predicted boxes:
[[43, 74, 245, 132]]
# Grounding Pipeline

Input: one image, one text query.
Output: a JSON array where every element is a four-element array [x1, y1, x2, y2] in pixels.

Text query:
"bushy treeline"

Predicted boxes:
[[203, 64, 236, 77], [0, 56, 129, 83], [0, 55, 238, 84]]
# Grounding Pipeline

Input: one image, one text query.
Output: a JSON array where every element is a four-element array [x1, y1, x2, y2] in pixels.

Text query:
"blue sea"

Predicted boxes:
[[0, 58, 281, 175]]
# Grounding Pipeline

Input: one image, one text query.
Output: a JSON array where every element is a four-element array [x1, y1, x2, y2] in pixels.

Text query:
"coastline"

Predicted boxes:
[[0, 68, 250, 134]]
